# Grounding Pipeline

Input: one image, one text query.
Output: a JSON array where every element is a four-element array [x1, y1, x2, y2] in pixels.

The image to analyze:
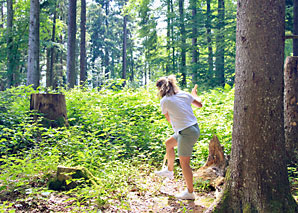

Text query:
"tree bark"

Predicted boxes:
[[293, 0, 298, 56], [166, 0, 171, 74], [179, 0, 186, 87], [80, 0, 87, 85], [49, 4, 57, 88], [30, 94, 68, 128], [191, 0, 198, 84], [284, 56, 298, 164], [122, 14, 128, 85], [6, 0, 14, 88], [194, 135, 227, 188], [170, 0, 175, 73], [215, 0, 225, 87], [27, 0, 40, 89], [67, 0, 77, 88], [206, 0, 214, 84], [211, 0, 298, 212]]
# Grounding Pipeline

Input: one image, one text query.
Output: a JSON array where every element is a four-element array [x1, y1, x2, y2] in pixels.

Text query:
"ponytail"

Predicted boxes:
[[156, 75, 179, 97]]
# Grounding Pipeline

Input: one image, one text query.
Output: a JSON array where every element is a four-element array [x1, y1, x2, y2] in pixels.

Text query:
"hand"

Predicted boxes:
[[191, 84, 198, 97]]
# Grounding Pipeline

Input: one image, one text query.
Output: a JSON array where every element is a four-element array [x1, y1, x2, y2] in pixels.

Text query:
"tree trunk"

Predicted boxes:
[[191, 0, 198, 84], [46, 48, 51, 87], [80, 0, 87, 85], [67, 0, 77, 88], [104, 1, 109, 79], [49, 4, 57, 88], [206, 0, 214, 84], [170, 0, 175, 73], [284, 56, 298, 164], [215, 0, 225, 87], [293, 0, 298, 56], [122, 14, 128, 85], [27, 0, 40, 89], [211, 0, 298, 212], [179, 0, 186, 87], [6, 0, 14, 88], [0, 3, 3, 28], [30, 94, 68, 128], [166, 0, 171, 74]]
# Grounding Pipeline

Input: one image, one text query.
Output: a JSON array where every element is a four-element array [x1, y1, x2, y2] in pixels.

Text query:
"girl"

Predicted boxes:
[[155, 75, 202, 200]]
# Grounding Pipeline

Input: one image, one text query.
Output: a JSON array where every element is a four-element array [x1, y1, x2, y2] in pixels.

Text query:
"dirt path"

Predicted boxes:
[[2, 170, 216, 212]]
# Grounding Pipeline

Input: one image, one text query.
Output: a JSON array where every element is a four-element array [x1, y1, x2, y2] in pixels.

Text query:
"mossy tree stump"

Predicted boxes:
[[30, 94, 68, 128], [49, 166, 99, 191]]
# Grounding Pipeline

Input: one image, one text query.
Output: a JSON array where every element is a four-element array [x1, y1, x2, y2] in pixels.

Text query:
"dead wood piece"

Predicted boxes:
[[194, 135, 227, 188], [49, 165, 99, 191]]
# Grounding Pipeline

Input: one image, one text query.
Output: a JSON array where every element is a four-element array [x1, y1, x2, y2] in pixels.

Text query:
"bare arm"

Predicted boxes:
[[191, 84, 203, 108], [164, 112, 171, 123]]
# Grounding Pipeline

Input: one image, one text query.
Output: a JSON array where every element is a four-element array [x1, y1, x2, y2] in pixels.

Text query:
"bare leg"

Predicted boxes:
[[179, 156, 193, 193], [165, 137, 177, 171]]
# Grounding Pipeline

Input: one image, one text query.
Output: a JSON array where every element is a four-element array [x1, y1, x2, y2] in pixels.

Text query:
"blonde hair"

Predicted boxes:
[[156, 75, 179, 98]]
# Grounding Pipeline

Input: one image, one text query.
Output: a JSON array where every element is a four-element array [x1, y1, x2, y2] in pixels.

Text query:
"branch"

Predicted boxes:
[[285, 35, 298, 40]]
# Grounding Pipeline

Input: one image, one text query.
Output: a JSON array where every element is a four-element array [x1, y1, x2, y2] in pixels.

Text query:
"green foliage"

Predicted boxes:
[[0, 84, 234, 210]]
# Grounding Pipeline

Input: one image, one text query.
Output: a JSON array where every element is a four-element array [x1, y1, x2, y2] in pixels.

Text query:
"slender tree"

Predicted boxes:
[[190, 0, 198, 84], [215, 0, 225, 87], [6, 0, 14, 88], [27, 0, 40, 89], [211, 0, 298, 211], [80, 0, 87, 85], [179, 0, 186, 87], [46, 1, 57, 88], [293, 0, 298, 56], [122, 14, 128, 84], [166, 0, 171, 74], [206, 0, 213, 84], [67, 0, 77, 88]]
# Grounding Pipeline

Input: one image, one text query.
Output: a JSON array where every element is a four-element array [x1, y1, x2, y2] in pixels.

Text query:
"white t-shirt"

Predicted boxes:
[[160, 91, 197, 134]]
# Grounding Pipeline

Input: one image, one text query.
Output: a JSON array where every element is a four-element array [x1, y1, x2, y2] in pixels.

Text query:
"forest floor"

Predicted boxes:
[[1, 166, 217, 212], [1, 165, 298, 212]]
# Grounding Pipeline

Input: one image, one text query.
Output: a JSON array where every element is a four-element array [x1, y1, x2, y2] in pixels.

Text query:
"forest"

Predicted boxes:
[[0, 0, 298, 212]]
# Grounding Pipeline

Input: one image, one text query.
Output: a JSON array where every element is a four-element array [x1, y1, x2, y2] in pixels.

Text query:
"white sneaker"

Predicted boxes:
[[154, 167, 174, 179], [175, 189, 195, 200]]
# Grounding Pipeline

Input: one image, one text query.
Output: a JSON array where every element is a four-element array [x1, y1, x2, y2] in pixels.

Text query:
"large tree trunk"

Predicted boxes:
[[284, 56, 298, 164], [211, 0, 298, 212], [215, 0, 225, 87], [122, 14, 128, 85], [80, 0, 87, 85], [206, 0, 214, 84], [191, 0, 198, 84], [179, 0, 186, 87], [30, 94, 68, 128], [293, 0, 298, 56], [6, 0, 14, 88], [67, 0, 77, 88], [27, 0, 40, 89]]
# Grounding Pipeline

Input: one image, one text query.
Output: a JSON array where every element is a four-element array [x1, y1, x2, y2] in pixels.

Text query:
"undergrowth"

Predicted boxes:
[[0, 82, 235, 211]]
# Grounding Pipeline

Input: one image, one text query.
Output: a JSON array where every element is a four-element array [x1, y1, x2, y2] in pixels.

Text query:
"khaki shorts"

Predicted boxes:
[[173, 123, 200, 156]]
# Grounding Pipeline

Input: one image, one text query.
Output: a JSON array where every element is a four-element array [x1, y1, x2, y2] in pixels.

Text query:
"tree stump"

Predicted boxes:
[[284, 56, 298, 164], [194, 135, 227, 188], [30, 94, 68, 128], [49, 165, 99, 191]]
